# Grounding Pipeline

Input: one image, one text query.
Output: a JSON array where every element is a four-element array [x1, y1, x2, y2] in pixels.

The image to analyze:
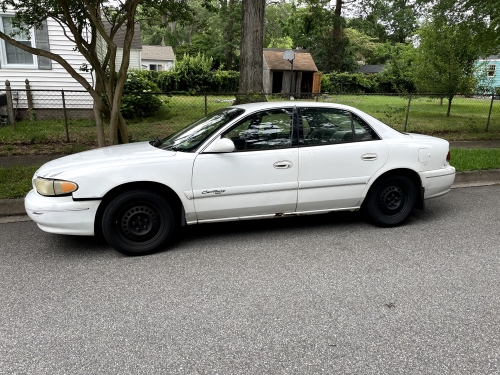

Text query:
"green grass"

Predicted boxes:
[[0, 94, 499, 156], [450, 148, 500, 171], [0, 147, 498, 200], [0, 165, 38, 199]]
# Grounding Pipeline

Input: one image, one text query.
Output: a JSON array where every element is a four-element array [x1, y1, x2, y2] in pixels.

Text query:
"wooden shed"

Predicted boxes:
[[263, 48, 321, 95]]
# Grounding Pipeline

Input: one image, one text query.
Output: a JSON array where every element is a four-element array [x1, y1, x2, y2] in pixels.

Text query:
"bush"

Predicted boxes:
[[154, 54, 240, 93], [211, 70, 239, 93], [321, 72, 378, 93], [120, 70, 164, 119]]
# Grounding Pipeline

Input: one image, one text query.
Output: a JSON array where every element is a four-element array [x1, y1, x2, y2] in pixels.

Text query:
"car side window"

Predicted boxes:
[[222, 108, 294, 151], [352, 114, 380, 141], [300, 108, 379, 146], [301, 108, 353, 146]]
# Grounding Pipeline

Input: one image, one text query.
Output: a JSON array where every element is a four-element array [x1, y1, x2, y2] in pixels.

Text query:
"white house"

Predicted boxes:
[[141, 45, 175, 71], [0, 14, 93, 91], [102, 21, 142, 72]]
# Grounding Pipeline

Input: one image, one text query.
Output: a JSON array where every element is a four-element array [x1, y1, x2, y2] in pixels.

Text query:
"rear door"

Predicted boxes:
[[297, 106, 388, 212]]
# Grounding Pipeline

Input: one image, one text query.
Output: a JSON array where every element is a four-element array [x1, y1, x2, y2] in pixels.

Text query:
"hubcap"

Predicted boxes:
[[379, 185, 406, 216], [118, 204, 162, 244]]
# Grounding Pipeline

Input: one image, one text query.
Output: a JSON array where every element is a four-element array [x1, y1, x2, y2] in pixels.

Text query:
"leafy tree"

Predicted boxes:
[[374, 42, 417, 92], [413, 20, 482, 116], [344, 28, 378, 64], [282, 1, 357, 72], [429, 0, 500, 55], [0, 0, 195, 145], [264, 2, 293, 48], [140, 0, 242, 70]]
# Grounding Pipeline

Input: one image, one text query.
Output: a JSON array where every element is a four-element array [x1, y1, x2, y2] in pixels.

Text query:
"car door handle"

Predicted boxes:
[[361, 153, 378, 161], [273, 160, 293, 169]]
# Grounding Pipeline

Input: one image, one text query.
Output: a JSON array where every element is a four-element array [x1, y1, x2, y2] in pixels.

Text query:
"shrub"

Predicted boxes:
[[321, 72, 378, 93], [211, 70, 239, 93], [120, 70, 163, 118]]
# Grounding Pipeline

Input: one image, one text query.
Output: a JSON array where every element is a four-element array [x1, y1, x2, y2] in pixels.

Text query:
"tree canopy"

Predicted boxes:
[[0, 0, 197, 145]]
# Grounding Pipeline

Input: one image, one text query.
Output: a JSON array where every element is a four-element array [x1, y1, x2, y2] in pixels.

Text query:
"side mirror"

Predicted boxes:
[[204, 137, 235, 153]]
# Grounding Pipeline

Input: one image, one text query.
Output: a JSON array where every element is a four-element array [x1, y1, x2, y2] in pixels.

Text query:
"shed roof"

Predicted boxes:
[[142, 45, 176, 61], [356, 65, 385, 74], [263, 49, 318, 72]]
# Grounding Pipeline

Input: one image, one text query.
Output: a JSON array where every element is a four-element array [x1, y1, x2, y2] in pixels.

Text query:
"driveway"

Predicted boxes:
[[1, 185, 499, 374]]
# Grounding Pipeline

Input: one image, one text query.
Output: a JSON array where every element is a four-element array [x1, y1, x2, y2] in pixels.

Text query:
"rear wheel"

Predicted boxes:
[[102, 190, 175, 256], [365, 175, 416, 227]]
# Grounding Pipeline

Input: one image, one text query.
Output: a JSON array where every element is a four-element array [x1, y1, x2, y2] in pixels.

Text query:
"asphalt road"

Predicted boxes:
[[1, 185, 499, 375]]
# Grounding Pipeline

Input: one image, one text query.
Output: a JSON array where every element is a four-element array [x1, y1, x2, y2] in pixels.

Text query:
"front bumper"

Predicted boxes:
[[420, 166, 456, 199], [25, 189, 101, 236]]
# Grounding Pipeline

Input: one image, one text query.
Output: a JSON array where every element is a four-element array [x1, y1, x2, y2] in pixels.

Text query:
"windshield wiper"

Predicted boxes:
[[162, 145, 181, 152], [149, 137, 162, 147]]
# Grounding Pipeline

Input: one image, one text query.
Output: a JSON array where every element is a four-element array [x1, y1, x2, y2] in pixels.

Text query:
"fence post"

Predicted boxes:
[[61, 89, 70, 142], [316, 92, 319, 102], [404, 94, 412, 132], [204, 93, 207, 116], [5, 80, 15, 127], [25, 79, 34, 120], [486, 92, 495, 132]]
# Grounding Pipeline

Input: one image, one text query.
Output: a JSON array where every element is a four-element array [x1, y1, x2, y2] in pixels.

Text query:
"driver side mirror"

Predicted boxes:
[[204, 137, 235, 153]]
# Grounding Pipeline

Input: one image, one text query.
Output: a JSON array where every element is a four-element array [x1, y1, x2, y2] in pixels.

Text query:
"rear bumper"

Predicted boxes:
[[420, 166, 456, 199], [25, 189, 100, 236]]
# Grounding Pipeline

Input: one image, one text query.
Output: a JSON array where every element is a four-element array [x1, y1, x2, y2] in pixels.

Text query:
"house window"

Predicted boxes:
[[0, 16, 36, 67], [487, 65, 496, 77], [149, 64, 164, 71]]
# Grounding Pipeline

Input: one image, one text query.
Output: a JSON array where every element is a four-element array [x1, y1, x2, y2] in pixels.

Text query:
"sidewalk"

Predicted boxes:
[[1, 142, 500, 218]]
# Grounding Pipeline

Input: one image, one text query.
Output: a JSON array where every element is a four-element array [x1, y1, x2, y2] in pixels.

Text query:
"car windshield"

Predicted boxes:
[[156, 108, 244, 152]]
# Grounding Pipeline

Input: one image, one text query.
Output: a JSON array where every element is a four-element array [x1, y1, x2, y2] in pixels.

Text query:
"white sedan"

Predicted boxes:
[[25, 102, 455, 256]]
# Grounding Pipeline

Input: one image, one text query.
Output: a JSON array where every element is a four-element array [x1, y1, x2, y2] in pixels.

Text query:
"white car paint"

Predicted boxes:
[[25, 101, 455, 238]]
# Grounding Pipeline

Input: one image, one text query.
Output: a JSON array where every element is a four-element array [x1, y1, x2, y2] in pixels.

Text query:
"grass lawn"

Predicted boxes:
[[450, 148, 500, 171], [0, 165, 38, 199], [0, 94, 499, 156], [1, 147, 498, 200]]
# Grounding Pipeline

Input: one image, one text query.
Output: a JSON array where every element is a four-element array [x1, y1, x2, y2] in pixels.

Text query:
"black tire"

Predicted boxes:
[[365, 175, 416, 227], [102, 190, 175, 256]]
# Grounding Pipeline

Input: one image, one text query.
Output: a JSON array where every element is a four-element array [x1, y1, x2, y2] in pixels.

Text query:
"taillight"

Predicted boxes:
[[446, 151, 450, 162]]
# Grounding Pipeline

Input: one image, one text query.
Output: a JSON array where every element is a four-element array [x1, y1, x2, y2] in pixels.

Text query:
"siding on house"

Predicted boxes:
[[115, 48, 142, 71], [476, 55, 500, 89], [0, 18, 94, 91]]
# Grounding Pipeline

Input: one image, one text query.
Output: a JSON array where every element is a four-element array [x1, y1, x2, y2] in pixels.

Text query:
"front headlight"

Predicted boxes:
[[34, 178, 78, 196]]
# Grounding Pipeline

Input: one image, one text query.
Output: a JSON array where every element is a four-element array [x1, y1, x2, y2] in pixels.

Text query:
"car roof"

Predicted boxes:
[[231, 101, 358, 112]]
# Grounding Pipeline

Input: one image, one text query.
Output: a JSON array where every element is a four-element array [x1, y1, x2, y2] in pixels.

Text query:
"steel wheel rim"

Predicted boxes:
[[117, 202, 163, 245], [378, 184, 407, 216]]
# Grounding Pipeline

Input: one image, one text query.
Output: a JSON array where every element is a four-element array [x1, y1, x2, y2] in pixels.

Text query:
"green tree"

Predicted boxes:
[[0, 0, 195, 145], [282, 1, 357, 72], [374, 42, 417, 92], [413, 21, 482, 116]]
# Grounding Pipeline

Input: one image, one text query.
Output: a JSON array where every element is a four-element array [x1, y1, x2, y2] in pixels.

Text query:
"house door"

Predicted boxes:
[[272, 71, 283, 93]]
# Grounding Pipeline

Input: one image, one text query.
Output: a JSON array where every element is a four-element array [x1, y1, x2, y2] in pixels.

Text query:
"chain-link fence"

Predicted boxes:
[[0, 89, 499, 146]]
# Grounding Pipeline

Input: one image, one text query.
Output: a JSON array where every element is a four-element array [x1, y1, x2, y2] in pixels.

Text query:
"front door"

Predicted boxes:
[[297, 106, 388, 212], [192, 107, 299, 222]]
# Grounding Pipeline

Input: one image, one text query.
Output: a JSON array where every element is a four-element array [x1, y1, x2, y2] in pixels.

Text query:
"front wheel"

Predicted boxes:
[[102, 190, 175, 256], [365, 175, 416, 227]]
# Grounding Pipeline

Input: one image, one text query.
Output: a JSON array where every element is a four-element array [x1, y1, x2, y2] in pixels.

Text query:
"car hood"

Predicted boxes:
[[36, 142, 176, 179]]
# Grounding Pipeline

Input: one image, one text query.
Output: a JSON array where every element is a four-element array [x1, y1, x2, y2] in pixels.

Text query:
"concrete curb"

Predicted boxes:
[[2, 169, 499, 218]]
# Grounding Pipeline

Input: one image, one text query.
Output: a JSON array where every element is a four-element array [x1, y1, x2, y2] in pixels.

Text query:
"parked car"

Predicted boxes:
[[25, 102, 455, 256]]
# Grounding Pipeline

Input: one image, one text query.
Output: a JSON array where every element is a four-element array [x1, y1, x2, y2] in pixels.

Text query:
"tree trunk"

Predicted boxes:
[[224, 0, 235, 70], [446, 96, 453, 117], [93, 81, 105, 147], [330, 0, 345, 72], [235, 0, 267, 104]]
